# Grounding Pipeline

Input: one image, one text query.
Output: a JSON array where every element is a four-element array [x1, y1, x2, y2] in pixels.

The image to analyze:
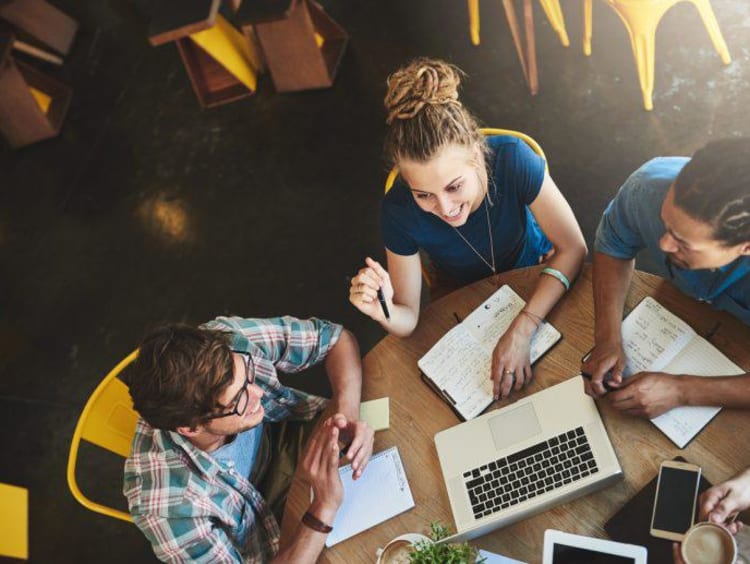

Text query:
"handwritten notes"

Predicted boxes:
[[325, 447, 414, 547], [621, 297, 744, 448], [418, 285, 561, 420]]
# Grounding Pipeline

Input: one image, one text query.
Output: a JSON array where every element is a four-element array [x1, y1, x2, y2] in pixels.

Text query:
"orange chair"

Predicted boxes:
[[583, 0, 731, 110], [67, 350, 139, 522], [384, 128, 547, 286]]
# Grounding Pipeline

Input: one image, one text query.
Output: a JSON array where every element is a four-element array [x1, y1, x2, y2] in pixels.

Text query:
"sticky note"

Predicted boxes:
[[359, 397, 389, 431]]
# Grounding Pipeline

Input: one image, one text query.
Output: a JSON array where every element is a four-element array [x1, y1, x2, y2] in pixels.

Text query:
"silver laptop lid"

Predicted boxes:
[[435, 376, 622, 540]]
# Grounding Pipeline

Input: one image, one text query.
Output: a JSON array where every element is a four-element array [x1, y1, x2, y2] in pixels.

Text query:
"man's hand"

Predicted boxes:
[[607, 372, 685, 418], [490, 314, 535, 400], [330, 413, 374, 480], [699, 467, 750, 534], [582, 339, 626, 397], [300, 417, 344, 522]]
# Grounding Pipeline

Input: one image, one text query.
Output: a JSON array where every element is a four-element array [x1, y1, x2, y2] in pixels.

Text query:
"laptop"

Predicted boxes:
[[434, 376, 622, 542], [542, 529, 647, 563]]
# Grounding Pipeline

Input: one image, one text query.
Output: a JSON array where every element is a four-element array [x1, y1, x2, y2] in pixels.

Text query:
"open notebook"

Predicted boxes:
[[418, 285, 561, 421], [325, 446, 414, 547], [620, 297, 744, 448]]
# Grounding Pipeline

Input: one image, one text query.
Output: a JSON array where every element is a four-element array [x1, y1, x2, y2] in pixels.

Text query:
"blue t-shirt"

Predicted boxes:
[[211, 424, 264, 481], [594, 157, 750, 325], [381, 136, 552, 285]]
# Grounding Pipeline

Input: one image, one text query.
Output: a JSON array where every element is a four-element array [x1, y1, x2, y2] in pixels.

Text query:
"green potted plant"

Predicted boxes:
[[377, 522, 485, 563]]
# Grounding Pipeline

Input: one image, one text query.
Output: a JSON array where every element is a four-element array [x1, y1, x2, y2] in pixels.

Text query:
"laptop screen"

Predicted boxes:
[[553, 545, 636, 563]]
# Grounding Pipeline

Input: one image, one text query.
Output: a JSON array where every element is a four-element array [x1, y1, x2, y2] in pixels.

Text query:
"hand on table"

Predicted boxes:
[[349, 257, 393, 323], [490, 314, 535, 400], [606, 371, 685, 418], [582, 339, 626, 397], [330, 413, 374, 480]]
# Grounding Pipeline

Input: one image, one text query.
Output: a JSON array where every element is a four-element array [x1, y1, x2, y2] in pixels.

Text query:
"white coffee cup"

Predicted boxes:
[[681, 522, 737, 564], [376, 533, 431, 564]]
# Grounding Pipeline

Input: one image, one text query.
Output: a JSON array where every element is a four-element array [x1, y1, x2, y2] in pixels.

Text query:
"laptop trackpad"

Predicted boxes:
[[488, 402, 541, 451]]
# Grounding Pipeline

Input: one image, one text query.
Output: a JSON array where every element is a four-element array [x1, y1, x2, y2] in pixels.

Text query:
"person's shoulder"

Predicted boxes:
[[620, 156, 689, 199], [383, 177, 414, 208]]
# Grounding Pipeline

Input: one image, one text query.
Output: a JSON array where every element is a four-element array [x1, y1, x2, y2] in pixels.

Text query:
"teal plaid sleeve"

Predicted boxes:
[[207, 316, 343, 374]]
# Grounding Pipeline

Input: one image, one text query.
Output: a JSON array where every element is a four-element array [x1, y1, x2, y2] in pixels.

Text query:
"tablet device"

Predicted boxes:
[[543, 529, 648, 564]]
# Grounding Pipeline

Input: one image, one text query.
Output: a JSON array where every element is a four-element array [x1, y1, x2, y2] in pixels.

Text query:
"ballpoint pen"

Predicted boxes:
[[377, 288, 391, 321]]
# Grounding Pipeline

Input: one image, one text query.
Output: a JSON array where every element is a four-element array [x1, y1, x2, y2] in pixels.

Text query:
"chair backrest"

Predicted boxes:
[[384, 127, 547, 193], [67, 349, 139, 522]]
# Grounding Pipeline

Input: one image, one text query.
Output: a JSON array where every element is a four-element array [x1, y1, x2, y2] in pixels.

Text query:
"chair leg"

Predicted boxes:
[[468, 0, 480, 45], [630, 30, 657, 110], [583, 0, 592, 55], [524, 0, 539, 95], [502, 0, 530, 84], [689, 0, 731, 64], [537, 0, 570, 46]]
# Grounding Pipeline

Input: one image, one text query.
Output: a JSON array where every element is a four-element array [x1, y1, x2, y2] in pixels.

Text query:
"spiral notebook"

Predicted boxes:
[[325, 446, 414, 547], [418, 285, 561, 420]]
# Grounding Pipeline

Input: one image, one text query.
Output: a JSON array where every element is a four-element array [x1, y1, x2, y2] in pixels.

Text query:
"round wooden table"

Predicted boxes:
[[283, 264, 750, 563]]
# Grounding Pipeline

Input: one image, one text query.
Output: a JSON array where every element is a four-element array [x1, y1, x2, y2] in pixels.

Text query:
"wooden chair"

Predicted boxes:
[[66, 350, 139, 523], [583, 0, 731, 110]]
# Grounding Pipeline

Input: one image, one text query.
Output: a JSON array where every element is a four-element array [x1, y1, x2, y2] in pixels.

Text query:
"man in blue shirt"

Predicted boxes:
[[583, 139, 750, 418]]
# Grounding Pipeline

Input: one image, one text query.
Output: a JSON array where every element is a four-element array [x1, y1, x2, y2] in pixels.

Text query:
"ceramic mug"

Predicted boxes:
[[681, 522, 737, 564], [375, 533, 431, 564]]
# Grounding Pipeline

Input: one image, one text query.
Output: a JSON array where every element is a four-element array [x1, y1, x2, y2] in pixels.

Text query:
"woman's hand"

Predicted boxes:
[[490, 312, 537, 400], [349, 257, 393, 323]]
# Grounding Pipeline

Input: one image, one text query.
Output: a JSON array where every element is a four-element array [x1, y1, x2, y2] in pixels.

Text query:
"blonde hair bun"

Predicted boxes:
[[384, 58, 463, 125]]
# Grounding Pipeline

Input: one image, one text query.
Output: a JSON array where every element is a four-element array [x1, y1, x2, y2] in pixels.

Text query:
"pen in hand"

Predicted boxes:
[[377, 287, 390, 321]]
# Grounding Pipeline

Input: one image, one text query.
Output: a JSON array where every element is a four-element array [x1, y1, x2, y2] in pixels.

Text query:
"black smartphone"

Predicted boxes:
[[650, 460, 702, 541]]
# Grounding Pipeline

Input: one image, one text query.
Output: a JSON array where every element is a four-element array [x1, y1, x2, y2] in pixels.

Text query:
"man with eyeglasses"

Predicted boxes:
[[583, 138, 750, 419], [123, 315, 374, 563]]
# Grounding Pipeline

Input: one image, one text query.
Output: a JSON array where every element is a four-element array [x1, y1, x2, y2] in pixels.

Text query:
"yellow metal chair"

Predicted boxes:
[[0, 482, 28, 559], [67, 349, 139, 523], [384, 127, 547, 287], [467, 0, 570, 47], [583, 0, 731, 110]]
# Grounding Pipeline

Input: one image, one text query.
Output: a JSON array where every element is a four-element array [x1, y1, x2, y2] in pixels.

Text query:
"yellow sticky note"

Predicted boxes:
[[359, 398, 389, 431], [0, 483, 28, 560]]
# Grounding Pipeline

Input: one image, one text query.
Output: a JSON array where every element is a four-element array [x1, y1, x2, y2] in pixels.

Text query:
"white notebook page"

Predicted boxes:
[[325, 446, 414, 547], [417, 285, 561, 420], [620, 297, 694, 376], [651, 335, 744, 448]]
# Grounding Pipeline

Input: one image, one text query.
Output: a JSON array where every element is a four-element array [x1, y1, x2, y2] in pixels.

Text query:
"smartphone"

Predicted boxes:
[[650, 460, 702, 541]]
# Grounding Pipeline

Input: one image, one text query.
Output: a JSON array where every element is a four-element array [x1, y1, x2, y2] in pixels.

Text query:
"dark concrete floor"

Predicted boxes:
[[1, 0, 749, 561]]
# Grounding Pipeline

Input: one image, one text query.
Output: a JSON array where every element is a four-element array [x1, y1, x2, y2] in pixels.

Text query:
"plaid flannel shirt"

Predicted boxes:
[[123, 316, 342, 563]]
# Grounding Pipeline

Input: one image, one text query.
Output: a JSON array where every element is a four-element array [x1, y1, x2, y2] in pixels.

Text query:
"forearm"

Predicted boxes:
[[377, 301, 419, 337], [592, 252, 634, 343], [272, 502, 336, 564], [681, 374, 750, 409], [324, 329, 363, 420], [524, 247, 585, 318]]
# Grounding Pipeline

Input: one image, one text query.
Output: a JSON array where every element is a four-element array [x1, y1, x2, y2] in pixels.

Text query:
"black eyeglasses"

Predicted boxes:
[[206, 352, 255, 420]]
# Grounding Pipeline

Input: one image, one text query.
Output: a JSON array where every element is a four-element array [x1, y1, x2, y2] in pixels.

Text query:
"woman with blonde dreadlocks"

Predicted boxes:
[[349, 58, 587, 401]]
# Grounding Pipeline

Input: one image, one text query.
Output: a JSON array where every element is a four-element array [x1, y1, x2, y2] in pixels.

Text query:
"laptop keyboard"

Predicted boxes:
[[462, 426, 598, 520]]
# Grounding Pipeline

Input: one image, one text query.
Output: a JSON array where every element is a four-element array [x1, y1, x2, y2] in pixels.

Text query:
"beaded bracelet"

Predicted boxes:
[[301, 511, 333, 533], [541, 267, 570, 291]]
